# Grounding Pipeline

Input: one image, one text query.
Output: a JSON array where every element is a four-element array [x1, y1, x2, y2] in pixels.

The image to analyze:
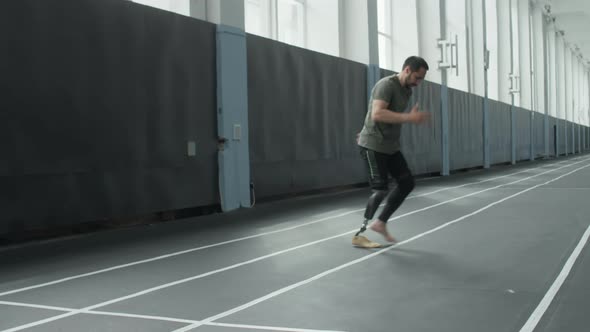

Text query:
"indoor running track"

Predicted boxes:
[[1, 154, 590, 332]]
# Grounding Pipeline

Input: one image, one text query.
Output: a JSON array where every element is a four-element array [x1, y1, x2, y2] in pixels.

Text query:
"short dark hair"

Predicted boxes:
[[402, 56, 429, 72]]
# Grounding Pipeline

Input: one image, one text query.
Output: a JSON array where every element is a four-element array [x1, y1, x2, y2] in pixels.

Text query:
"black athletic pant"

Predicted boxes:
[[359, 147, 415, 223]]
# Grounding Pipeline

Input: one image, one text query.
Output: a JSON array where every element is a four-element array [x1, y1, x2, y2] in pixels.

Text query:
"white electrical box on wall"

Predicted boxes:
[[233, 124, 242, 141], [187, 141, 196, 156]]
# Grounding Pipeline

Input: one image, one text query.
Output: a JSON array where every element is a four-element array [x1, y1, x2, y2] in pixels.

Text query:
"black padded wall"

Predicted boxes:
[[535, 114, 547, 157], [401, 80, 443, 174], [488, 100, 511, 165], [0, 0, 218, 233], [559, 119, 567, 155], [515, 107, 531, 161], [448, 88, 484, 170], [247, 35, 368, 199], [575, 123, 582, 153], [380, 70, 443, 175]]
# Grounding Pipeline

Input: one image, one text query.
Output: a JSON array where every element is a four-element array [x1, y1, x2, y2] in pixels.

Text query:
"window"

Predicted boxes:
[[305, 0, 339, 56], [377, 0, 392, 70], [130, 0, 190, 16], [245, 0, 306, 48], [277, 0, 306, 47], [245, 0, 272, 37], [391, 0, 418, 72]]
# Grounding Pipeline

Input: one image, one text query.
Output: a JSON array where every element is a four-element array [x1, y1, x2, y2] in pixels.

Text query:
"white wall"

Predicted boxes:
[[486, 0, 499, 100], [547, 24, 557, 117], [574, 54, 580, 123], [565, 47, 572, 122], [517, 0, 532, 109], [556, 34, 566, 119], [445, 0, 468, 91], [416, 0, 442, 84], [510, 0, 520, 107], [469, 0, 485, 96], [531, 4, 545, 114], [497, 0, 511, 104], [576, 57, 583, 123]]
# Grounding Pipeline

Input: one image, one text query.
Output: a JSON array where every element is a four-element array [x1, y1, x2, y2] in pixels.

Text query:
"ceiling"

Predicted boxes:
[[547, 0, 590, 68]]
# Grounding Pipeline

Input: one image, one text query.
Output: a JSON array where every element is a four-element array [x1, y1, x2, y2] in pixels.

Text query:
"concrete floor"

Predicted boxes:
[[1, 154, 589, 332]]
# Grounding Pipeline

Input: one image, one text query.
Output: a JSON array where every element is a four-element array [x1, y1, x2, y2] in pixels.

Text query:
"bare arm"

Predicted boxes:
[[371, 100, 429, 124]]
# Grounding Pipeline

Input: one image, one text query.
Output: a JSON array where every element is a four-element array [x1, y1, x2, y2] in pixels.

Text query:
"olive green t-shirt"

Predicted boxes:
[[357, 75, 412, 154]]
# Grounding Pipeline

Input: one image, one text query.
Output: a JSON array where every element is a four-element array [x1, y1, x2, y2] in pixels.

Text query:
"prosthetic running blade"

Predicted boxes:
[[352, 235, 382, 248]]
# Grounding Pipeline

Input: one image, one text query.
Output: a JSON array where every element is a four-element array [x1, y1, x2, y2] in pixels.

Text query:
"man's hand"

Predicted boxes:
[[407, 103, 430, 124]]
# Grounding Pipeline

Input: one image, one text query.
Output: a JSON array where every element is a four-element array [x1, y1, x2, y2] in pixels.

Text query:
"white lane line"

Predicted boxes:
[[1, 159, 588, 332], [208, 322, 348, 332], [519, 225, 590, 332], [92, 310, 347, 332], [0, 301, 346, 332], [82, 310, 198, 325], [0, 301, 72, 312], [385, 158, 588, 222], [514, 187, 590, 190], [171, 162, 590, 332], [409, 168, 531, 199], [407, 158, 579, 199], [0, 159, 573, 298], [0, 231, 356, 332]]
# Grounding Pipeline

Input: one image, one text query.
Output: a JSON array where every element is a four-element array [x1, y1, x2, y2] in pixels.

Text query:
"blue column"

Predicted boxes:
[[583, 126, 586, 151], [555, 119, 560, 157], [563, 120, 569, 156], [572, 122, 575, 153], [441, 85, 450, 175], [578, 124, 581, 153], [586, 126, 588, 151], [573, 123, 576, 153], [367, 64, 380, 105], [511, 106, 516, 164], [483, 97, 490, 168], [574, 124, 577, 153], [544, 112, 549, 158], [571, 121, 575, 154], [530, 111, 535, 161], [216, 25, 251, 211], [582, 126, 585, 151]]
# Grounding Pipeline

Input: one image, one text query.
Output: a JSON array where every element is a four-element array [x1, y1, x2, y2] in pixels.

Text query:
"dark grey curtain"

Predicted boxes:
[[488, 100, 511, 164], [247, 35, 368, 199], [401, 80, 443, 174], [536, 114, 547, 157], [0, 0, 218, 233], [448, 88, 484, 170], [515, 107, 531, 161]]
